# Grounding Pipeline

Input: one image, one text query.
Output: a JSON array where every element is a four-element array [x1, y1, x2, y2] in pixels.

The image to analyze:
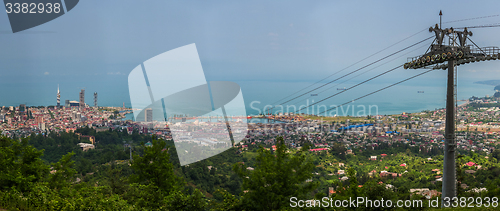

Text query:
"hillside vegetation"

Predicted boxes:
[[1, 128, 500, 210]]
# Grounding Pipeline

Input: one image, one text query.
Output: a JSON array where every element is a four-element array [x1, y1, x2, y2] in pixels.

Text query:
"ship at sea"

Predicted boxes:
[[337, 87, 346, 91], [417, 91, 424, 93]]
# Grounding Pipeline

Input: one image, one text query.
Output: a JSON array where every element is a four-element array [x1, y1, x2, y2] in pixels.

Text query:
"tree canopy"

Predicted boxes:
[[233, 136, 319, 210]]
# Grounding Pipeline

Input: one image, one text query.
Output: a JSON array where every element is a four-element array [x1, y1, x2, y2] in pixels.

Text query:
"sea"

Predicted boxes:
[[0, 74, 496, 118]]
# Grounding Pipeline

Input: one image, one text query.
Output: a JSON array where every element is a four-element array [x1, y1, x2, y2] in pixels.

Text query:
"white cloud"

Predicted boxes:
[[107, 72, 122, 75], [44, 72, 49, 75], [268, 32, 279, 37]]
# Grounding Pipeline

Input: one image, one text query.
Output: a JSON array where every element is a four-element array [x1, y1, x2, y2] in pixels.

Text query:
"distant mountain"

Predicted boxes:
[[474, 80, 500, 86], [495, 85, 500, 92]]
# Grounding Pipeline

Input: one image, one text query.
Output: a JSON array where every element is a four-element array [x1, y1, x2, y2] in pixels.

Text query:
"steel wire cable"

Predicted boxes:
[[282, 43, 430, 107], [317, 69, 434, 116], [296, 64, 403, 113], [269, 28, 429, 106], [316, 44, 429, 95], [276, 36, 434, 110], [443, 14, 499, 24], [455, 23, 500, 29]]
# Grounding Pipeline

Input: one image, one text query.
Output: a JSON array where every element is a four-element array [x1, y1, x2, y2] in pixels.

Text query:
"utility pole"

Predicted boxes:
[[404, 11, 499, 206]]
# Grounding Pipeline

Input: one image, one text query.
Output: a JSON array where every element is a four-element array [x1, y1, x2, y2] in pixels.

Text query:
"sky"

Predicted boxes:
[[1, 0, 500, 109]]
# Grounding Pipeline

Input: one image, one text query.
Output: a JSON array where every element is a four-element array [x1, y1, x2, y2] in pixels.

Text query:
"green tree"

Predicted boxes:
[[210, 189, 242, 211], [0, 137, 49, 192], [48, 152, 77, 190], [233, 136, 318, 210], [347, 167, 359, 199], [126, 138, 206, 209], [330, 142, 347, 160], [163, 188, 208, 211], [129, 139, 182, 194], [492, 149, 500, 160], [106, 163, 127, 195], [359, 180, 397, 211]]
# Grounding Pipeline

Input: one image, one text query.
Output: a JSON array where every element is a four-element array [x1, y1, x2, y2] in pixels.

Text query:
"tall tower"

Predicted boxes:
[[94, 92, 98, 108], [79, 89, 85, 108], [403, 11, 500, 205], [57, 84, 61, 107]]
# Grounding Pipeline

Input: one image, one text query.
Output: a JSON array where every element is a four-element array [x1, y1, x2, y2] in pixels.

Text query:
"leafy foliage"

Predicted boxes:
[[48, 152, 77, 190], [2, 126, 500, 210], [129, 139, 182, 193], [233, 136, 319, 210], [0, 136, 49, 192]]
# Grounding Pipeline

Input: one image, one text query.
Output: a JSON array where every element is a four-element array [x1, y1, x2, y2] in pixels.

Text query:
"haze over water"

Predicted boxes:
[[0, 75, 495, 117]]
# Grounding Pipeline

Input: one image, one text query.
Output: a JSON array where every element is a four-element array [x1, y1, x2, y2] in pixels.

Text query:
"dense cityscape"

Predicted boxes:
[[7, 0, 500, 209], [2, 88, 499, 158], [0, 79, 498, 211]]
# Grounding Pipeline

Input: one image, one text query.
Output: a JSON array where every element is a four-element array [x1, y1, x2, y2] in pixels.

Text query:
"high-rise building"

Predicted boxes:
[[35, 115, 44, 125], [79, 89, 85, 108], [57, 84, 61, 107], [94, 92, 98, 108], [19, 104, 26, 112], [65, 100, 70, 107], [145, 108, 153, 122]]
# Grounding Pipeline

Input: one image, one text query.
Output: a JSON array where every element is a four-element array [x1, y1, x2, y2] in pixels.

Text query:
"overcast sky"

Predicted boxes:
[[1, 1, 500, 106]]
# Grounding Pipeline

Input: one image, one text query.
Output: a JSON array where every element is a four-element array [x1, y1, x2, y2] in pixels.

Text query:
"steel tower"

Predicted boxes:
[[57, 84, 61, 107], [404, 11, 499, 205], [94, 92, 98, 108]]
